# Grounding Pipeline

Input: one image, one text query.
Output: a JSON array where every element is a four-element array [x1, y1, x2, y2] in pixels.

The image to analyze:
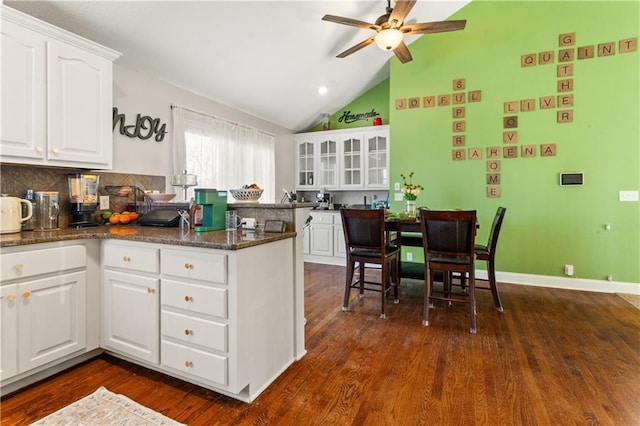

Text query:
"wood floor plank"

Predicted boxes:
[[2, 264, 639, 425]]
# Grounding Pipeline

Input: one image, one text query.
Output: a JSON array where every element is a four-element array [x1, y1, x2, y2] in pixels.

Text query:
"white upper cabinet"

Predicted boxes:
[[0, 6, 121, 169], [295, 125, 389, 191]]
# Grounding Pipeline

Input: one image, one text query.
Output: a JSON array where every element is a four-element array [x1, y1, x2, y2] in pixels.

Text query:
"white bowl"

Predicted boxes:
[[230, 188, 263, 202], [145, 193, 176, 202]]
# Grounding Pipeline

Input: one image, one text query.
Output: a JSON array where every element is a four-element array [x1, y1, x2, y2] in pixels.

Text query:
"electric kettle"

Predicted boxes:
[[0, 195, 33, 234]]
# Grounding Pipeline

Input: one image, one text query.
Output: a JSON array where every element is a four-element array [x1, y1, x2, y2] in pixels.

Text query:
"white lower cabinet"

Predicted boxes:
[[102, 241, 160, 364], [305, 211, 346, 265], [0, 244, 88, 383]]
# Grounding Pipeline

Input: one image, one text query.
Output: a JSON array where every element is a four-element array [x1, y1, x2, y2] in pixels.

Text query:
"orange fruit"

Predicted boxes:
[[129, 212, 139, 221], [119, 215, 131, 224], [109, 214, 120, 225]]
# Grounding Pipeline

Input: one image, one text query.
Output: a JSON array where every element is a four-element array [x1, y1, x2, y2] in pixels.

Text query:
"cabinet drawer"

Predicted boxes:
[[161, 310, 227, 353], [161, 340, 227, 386], [161, 279, 227, 319], [103, 242, 159, 274], [1, 245, 86, 281], [161, 249, 226, 284], [310, 212, 335, 224]]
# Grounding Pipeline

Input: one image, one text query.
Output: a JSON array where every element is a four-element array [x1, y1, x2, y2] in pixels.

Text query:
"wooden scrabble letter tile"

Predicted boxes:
[[452, 149, 466, 161], [486, 174, 501, 185], [396, 99, 406, 109], [409, 97, 420, 108], [559, 48, 575, 62], [540, 96, 556, 109], [487, 160, 501, 172], [503, 131, 518, 144], [503, 146, 518, 158], [487, 186, 501, 198], [453, 79, 466, 91], [468, 90, 482, 102], [521, 99, 536, 112], [557, 79, 574, 92], [504, 101, 518, 113], [539, 51, 555, 64], [453, 121, 466, 132], [452, 135, 466, 146], [578, 45, 595, 59], [452, 92, 466, 104], [598, 42, 615, 57], [469, 147, 483, 160], [541, 143, 557, 157], [619, 37, 638, 53], [521, 54, 537, 67], [487, 147, 501, 159], [521, 145, 537, 158], [503, 116, 518, 128], [557, 63, 573, 77], [423, 96, 436, 108], [557, 94, 574, 108], [438, 94, 451, 106], [452, 107, 465, 118], [559, 33, 576, 46], [557, 110, 574, 123]]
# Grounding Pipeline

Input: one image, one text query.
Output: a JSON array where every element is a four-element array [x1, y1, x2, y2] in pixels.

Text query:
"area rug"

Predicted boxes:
[[31, 387, 184, 425]]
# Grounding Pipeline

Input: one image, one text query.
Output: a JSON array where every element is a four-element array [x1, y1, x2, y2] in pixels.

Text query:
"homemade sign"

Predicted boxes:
[[112, 107, 168, 142], [394, 33, 637, 197]]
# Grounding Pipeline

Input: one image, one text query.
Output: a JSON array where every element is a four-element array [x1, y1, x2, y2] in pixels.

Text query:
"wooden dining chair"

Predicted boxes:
[[420, 209, 478, 333], [341, 208, 400, 319]]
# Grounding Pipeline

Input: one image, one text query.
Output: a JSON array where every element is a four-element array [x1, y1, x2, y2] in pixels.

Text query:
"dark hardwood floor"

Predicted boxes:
[[2, 263, 639, 425]]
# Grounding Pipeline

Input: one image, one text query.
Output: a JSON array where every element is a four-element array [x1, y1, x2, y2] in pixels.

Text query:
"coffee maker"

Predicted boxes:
[[68, 173, 99, 227], [193, 188, 227, 232], [316, 192, 330, 210]]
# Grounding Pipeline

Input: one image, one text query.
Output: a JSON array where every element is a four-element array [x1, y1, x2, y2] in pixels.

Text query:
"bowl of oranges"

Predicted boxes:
[[102, 210, 139, 225]]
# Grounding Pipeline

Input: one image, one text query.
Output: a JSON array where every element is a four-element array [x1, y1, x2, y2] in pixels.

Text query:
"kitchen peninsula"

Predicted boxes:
[[0, 223, 300, 402]]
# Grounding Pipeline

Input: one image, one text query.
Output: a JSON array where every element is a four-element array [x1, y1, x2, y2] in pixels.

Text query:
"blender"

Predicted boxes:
[[68, 173, 100, 227]]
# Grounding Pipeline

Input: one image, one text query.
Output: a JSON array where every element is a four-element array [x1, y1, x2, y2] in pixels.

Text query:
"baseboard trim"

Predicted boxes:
[[479, 270, 640, 295]]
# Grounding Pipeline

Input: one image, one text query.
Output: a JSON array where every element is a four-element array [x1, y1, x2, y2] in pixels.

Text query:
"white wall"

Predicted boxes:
[[112, 64, 294, 201]]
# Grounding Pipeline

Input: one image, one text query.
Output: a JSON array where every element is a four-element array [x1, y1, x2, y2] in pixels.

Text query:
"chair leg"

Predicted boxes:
[[469, 274, 477, 334], [343, 261, 354, 312], [444, 272, 452, 307], [488, 259, 504, 312], [423, 269, 433, 326], [392, 257, 399, 304], [358, 262, 365, 297], [380, 263, 387, 319]]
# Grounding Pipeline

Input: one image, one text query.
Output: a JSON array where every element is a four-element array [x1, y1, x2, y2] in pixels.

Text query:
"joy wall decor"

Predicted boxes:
[[395, 33, 637, 197], [112, 107, 168, 142]]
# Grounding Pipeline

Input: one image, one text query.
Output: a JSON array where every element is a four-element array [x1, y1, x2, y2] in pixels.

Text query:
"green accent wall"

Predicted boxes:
[[389, 1, 639, 283], [306, 79, 390, 132]]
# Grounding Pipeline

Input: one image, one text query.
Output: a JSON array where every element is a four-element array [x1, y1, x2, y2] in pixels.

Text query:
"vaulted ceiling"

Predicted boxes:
[[5, 1, 469, 132]]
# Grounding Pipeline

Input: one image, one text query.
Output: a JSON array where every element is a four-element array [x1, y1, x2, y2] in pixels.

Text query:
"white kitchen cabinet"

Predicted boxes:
[[309, 212, 334, 257], [334, 223, 347, 259], [0, 6, 120, 169], [295, 125, 389, 191], [102, 241, 160, 364], [0, 244, 87, 383]]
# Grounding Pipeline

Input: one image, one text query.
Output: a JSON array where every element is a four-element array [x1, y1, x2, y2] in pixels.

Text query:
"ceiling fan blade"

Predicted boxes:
[[336, 37, 376, 58], [322, 14, 380, 31], [401, 20, 467, 35], [388, 0, 417, 27], [393, 41, 413, 64]]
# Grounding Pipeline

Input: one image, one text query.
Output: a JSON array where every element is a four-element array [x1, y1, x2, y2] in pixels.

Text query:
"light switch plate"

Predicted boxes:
[[394, 192, 403, 201], [99, 195, 110, 210], [619, 190, 639, 202], [394, 182, 400, 191]]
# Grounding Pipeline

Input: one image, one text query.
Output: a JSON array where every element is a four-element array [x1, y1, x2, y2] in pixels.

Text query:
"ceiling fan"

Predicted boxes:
[[322, 0, 466, 64]]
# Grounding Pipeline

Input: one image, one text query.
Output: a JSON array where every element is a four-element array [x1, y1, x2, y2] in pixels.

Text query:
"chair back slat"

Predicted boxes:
[[341, 209, 385, 250], [486, 207, 507, 252], [420, 210, 476, 259]]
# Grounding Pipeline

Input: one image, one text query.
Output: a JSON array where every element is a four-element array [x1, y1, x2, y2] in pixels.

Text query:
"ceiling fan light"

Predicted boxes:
[[374, 28, 403, 51]]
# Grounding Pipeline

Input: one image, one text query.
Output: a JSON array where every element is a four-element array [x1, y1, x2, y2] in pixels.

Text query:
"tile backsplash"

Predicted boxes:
[[0, 164, 164, 228]]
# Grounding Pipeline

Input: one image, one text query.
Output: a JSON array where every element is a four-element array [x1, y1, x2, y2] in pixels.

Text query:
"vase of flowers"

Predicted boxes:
[[400, 172, 424, 218]]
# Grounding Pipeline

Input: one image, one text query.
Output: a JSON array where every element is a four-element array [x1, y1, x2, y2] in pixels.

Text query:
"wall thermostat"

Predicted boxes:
[[560, 172, 584, 186]]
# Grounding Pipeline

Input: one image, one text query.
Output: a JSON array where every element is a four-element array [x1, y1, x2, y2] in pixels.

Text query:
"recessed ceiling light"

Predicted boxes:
[[318, 85, 328, 95]]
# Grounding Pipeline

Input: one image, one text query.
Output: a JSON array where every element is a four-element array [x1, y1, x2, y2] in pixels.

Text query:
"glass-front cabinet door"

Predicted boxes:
[[341, 135, 363, 188], [365, 130, 389, 188], [318, 137, 338, 189], [296, 139, 316, 188]]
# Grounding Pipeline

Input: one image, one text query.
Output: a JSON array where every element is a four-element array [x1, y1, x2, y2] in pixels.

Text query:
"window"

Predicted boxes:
[[172, 106, 275, 202]]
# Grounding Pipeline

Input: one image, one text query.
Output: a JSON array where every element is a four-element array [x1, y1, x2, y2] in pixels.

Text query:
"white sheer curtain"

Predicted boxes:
[[171, 106, 275, 202]]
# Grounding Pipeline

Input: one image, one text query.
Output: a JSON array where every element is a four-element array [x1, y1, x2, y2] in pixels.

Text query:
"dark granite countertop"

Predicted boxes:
[[228, 202, 317, 209], [0, 225, 295, 250]]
